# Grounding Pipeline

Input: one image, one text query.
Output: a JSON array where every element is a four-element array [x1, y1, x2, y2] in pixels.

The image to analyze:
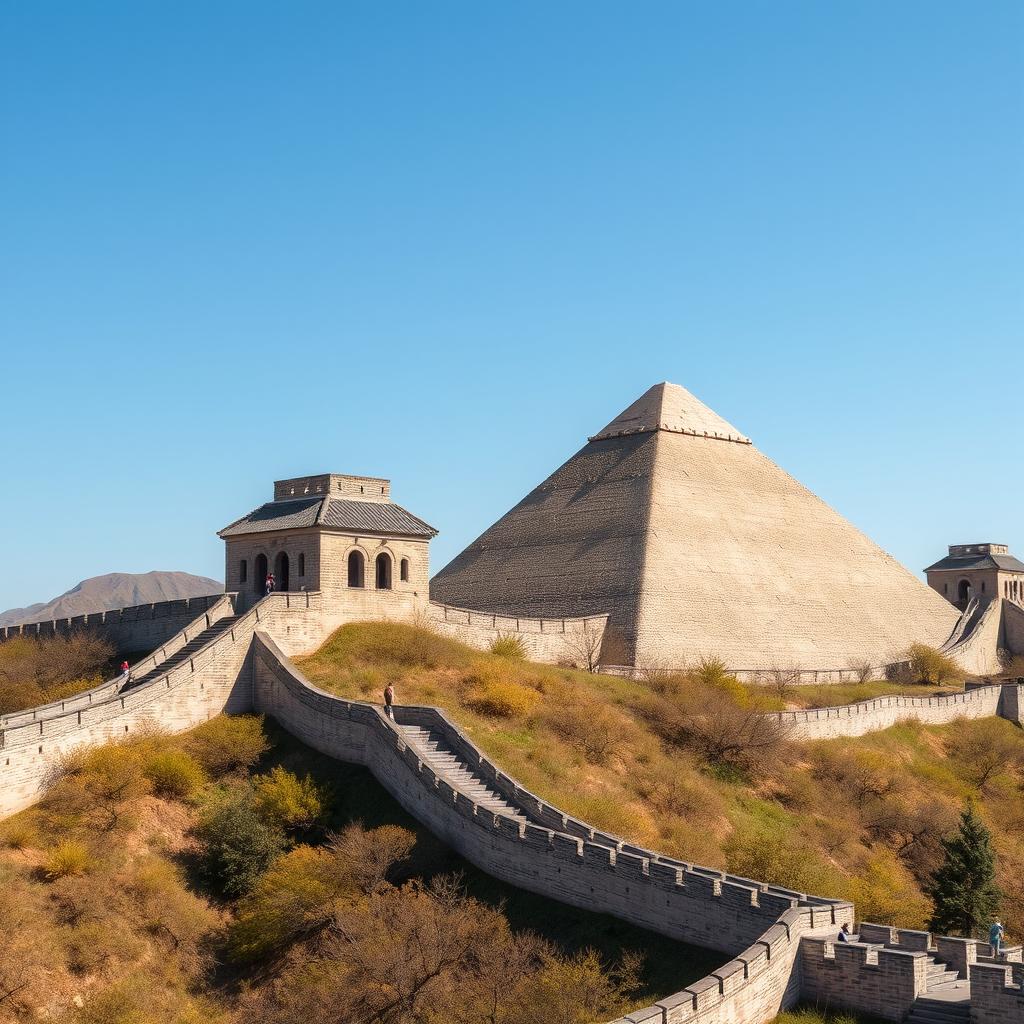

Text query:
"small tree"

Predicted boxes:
[[906, 644, 961, 685], [927, 804, 1001, 937]]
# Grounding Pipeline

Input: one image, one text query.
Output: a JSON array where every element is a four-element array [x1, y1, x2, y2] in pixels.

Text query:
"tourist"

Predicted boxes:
[[384, 682, 395, 720], [265, 572, 275, 596], [989, 919, 1004, 959], [119, 660, 131, 685], [837, 924, 852, 943]]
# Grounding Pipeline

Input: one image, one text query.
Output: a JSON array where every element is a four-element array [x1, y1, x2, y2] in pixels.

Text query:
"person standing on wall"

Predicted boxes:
[[990, 919, 1004, 959], [265, 572, 275, 597], [384, 682, 395, 720], [119, 660, 131, 686]]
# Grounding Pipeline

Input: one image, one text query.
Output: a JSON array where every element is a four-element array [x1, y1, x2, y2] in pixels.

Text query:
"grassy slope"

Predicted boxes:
[[297, 622, 1024, 937], [0, 718, 715, 1023]]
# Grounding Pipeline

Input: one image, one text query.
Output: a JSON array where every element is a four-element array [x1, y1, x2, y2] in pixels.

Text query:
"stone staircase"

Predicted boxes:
[[904, 994, 970, 1024], [121, 615, 241, 692], [397, 724, 530, 823], [902, 956, 969, 1024]]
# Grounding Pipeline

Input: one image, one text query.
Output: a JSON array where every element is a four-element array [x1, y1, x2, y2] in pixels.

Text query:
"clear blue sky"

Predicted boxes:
[[1, 2, 1021, 612]]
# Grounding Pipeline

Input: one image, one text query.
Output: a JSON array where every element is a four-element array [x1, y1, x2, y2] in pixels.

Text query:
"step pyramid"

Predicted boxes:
[[430, 382, 959, 673]]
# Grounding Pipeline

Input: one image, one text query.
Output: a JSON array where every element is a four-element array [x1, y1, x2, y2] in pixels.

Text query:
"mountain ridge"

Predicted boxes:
[[0, 571, 223, 627]]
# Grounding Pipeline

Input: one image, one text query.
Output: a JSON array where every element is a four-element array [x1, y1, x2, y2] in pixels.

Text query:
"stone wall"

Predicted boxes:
[[971, 963, 1024, 1024], [427, 602, 609, 665], [251, 630, 852, 1024], [764, 683, 1023, 741], [0, 593, 224, 653], [800, 938, 929, 1021]]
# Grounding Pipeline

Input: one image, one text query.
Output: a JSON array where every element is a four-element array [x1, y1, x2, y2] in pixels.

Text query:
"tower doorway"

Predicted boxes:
[[275, 552, 290, 593], [957, 579, 971, 605], [255, 554, 268, 595]]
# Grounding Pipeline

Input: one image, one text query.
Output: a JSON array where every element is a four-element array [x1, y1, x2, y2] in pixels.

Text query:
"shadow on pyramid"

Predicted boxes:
[[430, 382, 958, 675]]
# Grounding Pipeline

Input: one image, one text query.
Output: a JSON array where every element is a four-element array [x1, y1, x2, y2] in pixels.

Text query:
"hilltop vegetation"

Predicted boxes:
[[0, 633, 113, 716], [0, 715, 716, 1023], [298, 622, 1024, 937]]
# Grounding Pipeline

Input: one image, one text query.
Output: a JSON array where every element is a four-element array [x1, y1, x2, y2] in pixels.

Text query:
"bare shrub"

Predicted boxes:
[[561, 622, 604, 673], [543, 695, 628, 766], [762, 665, 801, 703], [848, 659, 876, 684], [946, 718, 1023, 789]]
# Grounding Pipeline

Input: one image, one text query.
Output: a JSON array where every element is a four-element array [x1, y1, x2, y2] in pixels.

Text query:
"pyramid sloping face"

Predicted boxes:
[[431, 383, 959, 671]]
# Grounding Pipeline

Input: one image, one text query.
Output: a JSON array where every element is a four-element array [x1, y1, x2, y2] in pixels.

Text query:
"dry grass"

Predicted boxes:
[[298, 621, 1024, 937]]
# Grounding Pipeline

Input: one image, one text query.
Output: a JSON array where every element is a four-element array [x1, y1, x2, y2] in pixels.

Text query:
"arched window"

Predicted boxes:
[[298, 552, 305, 577], [400, 558, 409, 582], [240, 559, 248, 584], [981, 580, 986, 593], [375, 552, 392, 590], [255, 553, 268, 595], [348, 550, 365, 588]]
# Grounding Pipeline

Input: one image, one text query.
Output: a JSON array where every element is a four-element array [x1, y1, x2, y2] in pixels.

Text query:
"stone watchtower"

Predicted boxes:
[[925, 543, 1024, 610], [218, 474, 437, 612]]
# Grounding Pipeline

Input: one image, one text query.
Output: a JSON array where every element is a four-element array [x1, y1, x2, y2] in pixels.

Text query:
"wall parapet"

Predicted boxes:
[[761, 683, 1022, 740], [0, 592, 224, 643], [250, 630, 852, 1024]]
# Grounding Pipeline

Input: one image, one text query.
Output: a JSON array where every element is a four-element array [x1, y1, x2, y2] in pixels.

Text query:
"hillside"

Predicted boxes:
[[0, 571, 223, 626], [297, 622, 1024, 937], [0, 715, 716, 1023]]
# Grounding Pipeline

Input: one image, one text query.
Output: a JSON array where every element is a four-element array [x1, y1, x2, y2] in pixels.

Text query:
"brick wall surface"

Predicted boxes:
[[765, 684, 1024, 740], [0, 593, 224, 652]]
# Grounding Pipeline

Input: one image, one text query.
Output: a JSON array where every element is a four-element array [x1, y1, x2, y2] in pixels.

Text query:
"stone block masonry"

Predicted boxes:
[[764, 683, 1024, 740], [0, 593, 224, 653], [2, 593, 1021, 1024]]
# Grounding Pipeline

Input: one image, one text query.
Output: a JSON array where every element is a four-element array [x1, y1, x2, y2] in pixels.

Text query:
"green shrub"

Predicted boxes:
[[253, 767, 325, 830], [905, 644, 962, 685], [186, 715, 269, 776], [144, 749, 206, 799], [44, 840, 91, 880], [198, 788, 286, 897], [490, 635, 527, 660]]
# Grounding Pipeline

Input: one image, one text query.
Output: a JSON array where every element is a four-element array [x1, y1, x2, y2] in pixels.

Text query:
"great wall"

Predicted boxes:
[[3, 590, 1024, 1024]]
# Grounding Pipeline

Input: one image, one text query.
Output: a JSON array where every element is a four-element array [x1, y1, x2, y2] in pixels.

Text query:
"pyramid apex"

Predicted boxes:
[[589, 381, 751, 445]]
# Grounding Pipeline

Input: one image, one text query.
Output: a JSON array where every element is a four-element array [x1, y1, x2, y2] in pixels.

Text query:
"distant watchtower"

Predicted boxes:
[[925, 543, 1024, 610], [218, 473, 437, 612]]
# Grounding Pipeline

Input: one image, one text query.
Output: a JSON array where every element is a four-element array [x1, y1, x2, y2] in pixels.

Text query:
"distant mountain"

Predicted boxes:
[[0, 572, 224, 627]]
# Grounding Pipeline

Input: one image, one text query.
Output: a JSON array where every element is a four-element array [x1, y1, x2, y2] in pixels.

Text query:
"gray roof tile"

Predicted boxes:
[[924, 553, 1024, 573], [219, 496, 436, 538]]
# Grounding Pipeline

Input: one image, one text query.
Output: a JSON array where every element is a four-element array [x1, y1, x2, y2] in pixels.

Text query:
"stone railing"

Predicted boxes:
[[251, 630, 852, 1024], [762, 684, 1017, 740], [0, 593, 238, 731], [0, 592, 225, 648]]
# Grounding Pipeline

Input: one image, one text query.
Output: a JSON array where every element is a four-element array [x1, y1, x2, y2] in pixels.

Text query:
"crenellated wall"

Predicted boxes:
[[800, 938, 929, 1021], [971, 962, 1024, 1023], [426, 602, 609, 665], [0, 593, 224, 653], [764, 683, 1024, 740], [250, 630, 851, 1024]]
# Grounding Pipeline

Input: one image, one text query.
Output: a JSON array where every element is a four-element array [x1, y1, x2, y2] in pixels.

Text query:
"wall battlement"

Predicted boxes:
[[765, 682, 1024, 740], [0, 593, 224, 652]]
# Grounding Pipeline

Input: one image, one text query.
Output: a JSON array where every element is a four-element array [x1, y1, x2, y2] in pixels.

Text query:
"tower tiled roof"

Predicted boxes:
[[924, 553, 1024, 573], [219, 496, 437, 539]]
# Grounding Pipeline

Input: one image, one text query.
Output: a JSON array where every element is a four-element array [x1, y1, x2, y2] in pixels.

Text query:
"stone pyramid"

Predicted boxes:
[[430, 382, 960, 673]]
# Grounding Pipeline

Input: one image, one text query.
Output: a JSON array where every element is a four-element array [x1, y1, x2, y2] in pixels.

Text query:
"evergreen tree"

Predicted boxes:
[[927, 803, 1001, 936]]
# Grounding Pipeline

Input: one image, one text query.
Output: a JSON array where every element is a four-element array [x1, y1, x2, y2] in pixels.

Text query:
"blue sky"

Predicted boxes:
[[1, 1, 1021, 612]]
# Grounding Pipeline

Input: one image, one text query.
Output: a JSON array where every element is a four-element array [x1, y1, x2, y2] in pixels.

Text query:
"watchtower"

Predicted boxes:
[[218, 474, 437, 611], [924, 543, 1024, 610]]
